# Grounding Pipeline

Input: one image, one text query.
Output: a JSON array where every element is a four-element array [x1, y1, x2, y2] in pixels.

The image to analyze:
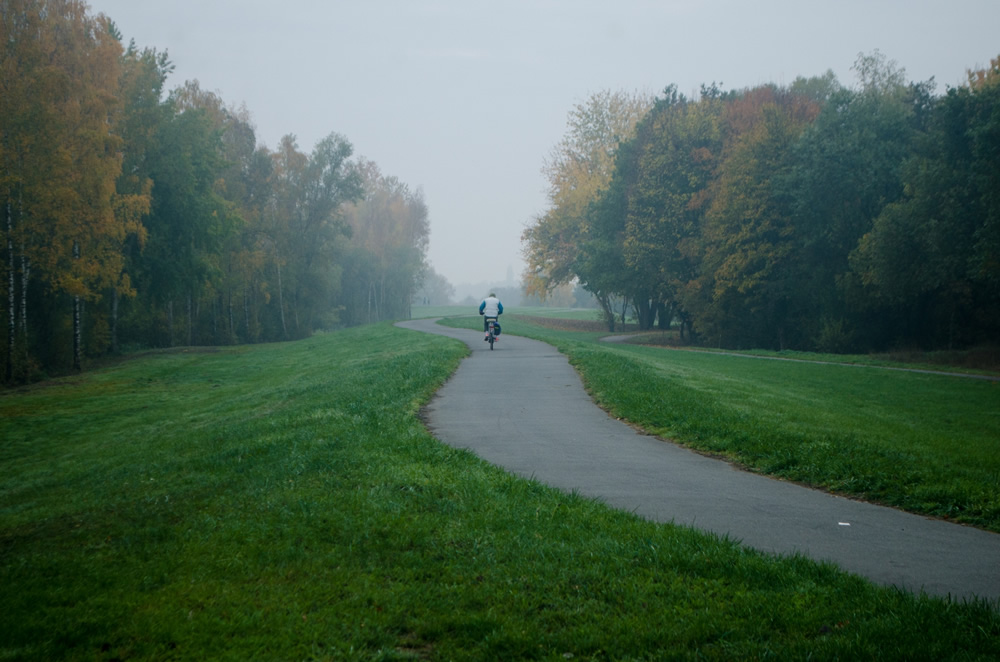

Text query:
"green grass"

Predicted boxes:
[[668, 346, 1000, 378], [508, 307, 605, 321], [2, 323, 999, 660], [409, 304, 471, 319], [443, 315, 1000, 533]]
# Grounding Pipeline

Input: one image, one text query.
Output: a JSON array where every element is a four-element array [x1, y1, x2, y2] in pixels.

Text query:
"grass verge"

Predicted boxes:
[[2, 323, 998, 660]]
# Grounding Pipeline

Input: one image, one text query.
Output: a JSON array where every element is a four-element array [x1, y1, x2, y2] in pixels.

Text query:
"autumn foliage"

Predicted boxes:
[[524, 53, 1000, 351], [1, 1, 429, 381]]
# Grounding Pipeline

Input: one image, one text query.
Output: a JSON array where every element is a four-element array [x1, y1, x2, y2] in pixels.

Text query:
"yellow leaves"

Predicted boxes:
[[522, 273, 549, 299], [525, 91, 654, 294], [548, 156, 607, 217], [2, 0, 135, 302], [117, 272, 136, 298], [113, 189, 151, 241], [966, 55, 1000, 90]]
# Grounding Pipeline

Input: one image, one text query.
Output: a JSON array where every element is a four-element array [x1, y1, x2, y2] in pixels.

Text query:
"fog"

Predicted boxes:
[[87, 0, 1000, 296]]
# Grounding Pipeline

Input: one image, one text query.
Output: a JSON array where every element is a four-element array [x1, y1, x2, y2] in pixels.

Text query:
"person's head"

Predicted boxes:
[[488, 292, 496, 298]]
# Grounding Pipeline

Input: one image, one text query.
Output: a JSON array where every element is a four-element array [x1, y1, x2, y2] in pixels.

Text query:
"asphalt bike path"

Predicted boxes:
[[396, 318, 1000, 604]]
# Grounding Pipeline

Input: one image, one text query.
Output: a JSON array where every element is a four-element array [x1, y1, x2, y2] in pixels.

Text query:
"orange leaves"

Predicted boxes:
[[4, 0, 131, 300], [966, 55, 1000, 90]]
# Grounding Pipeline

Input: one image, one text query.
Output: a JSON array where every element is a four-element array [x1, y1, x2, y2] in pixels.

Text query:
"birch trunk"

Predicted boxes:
[[20, 252, 28, 337], [72, 241, 81, 372], [228, 290, 235, 342], [111, 287, 119, 353], [276, 259, 287, 339], [167, 300, 174, 347], [243, 287, 250, 342], [380, 275, 386, 322], [6, 201, 13, 381]]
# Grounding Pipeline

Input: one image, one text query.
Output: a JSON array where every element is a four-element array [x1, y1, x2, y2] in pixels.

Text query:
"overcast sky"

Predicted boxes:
[[87, 0, 1000, 293]]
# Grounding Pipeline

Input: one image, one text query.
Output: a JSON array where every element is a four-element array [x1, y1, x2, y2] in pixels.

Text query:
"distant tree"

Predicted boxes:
[[1, 0, 430, 379], [130, 99, 234, 347], [610, 85, 725, 332], [787, 51, 930, 350], [522, 89, 652, 298], [851, 54, 1000, 348], [341, 159, 429, 324], [571, 282, 600, 309], [413, 267, 454, 306], [788, 70, 841, 104], [105, 36, 171, 353], [853, 49, 908, 96], [210, 101, 272, 345], [695, 86, 820, 349], [2, 0, 135, 375], [574, 152, 633, 331], [269, 133, 361, 335]]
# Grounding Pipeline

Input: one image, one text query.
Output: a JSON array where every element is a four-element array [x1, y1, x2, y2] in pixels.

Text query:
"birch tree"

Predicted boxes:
[[2, 0, 133, 375], [341, 160, 429, 324], [269, 133, 361, 336]]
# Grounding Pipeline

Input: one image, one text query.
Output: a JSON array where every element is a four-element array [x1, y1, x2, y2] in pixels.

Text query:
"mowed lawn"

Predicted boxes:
[[2, 323, 998, 660]]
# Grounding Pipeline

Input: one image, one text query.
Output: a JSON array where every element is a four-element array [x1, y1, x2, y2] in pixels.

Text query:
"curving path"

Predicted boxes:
[[397, 318, 1000, 604]]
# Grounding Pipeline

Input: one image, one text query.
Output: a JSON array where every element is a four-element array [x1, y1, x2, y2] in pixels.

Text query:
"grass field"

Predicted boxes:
[[2, 322, 999, 660]]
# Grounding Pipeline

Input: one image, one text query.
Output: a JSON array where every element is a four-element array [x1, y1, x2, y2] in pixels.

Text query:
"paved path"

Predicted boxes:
[[397, 318, 1000, 604]]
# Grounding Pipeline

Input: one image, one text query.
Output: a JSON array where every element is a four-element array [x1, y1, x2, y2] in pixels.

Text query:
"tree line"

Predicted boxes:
[[2, 0, 429, 382], [523, 52, 1000, 352]]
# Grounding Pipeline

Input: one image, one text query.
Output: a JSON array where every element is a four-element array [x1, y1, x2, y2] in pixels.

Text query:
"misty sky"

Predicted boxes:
[[87, 0, 1000, 293]]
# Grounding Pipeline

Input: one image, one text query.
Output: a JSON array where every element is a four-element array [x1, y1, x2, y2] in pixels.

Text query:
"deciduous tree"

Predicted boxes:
[[696, 86, 819, 349], [341, 159, 429, 324], [2, 0, 135, 374], [619, 85, 723, 331], [851, 54, 1000, 347], [522, 89, 651, 298], [787, 52, 930, 350]]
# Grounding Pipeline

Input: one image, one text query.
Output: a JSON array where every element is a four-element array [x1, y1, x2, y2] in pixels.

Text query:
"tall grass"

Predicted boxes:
[[2, 323, 998, 660]]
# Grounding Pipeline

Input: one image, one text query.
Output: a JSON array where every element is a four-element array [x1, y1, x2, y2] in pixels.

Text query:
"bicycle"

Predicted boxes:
[[484, 316, 500, 350]]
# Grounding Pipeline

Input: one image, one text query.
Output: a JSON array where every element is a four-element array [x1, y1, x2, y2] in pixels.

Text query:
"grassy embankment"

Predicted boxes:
[[2, 321, 998, 660]]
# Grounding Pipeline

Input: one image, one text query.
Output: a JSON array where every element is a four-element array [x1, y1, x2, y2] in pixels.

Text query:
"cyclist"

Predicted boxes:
[[478, 292, 503, 341]]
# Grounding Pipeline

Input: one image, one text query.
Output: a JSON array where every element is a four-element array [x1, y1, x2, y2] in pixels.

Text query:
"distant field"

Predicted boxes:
[[509, 307, 604, 320], [409, 304, 473, 318]]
